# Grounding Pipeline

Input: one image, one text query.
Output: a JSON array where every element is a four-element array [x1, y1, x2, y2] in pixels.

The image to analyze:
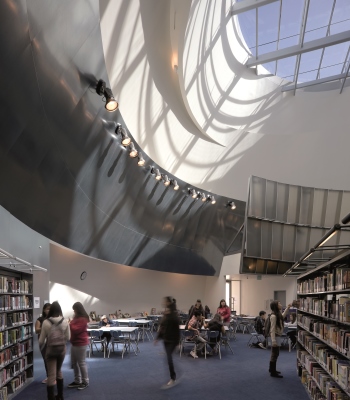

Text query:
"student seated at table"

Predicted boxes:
[[187, 310, 206, 358], [252, 311, 267, 349], [188, 299, 204, 319], [204, 313, 225, 355], [98, 315, 112, 344]]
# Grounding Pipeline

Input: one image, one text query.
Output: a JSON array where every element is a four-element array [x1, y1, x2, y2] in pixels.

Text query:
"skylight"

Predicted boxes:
[[234, 0, 350, 93]]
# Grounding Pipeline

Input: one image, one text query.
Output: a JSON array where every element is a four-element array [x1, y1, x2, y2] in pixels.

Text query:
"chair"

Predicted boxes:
[[246, 324, 265, 347], [204, 331, 221, 359], [107, 330, 127, 359], [142, 320, 154, 341], [179, 330, 195, 357], [228, 320, 237, 341], [128, 322, 140, 353], [220, 334, 234, 355], [89, 330, 107, 358]]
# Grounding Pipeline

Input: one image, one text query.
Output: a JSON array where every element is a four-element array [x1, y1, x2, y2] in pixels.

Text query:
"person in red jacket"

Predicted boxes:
[[67, 302, 90, 391], [217, 299, 231, 325]]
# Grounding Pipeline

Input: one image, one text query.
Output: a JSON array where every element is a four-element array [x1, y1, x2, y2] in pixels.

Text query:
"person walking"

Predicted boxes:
[[217, 299, 231, 325], [67, 302, 90, 390], [39, 301, 70, 400], [268, 301, 291, 378], [35, 302, 51, 383], [155, 296, 180, 389]]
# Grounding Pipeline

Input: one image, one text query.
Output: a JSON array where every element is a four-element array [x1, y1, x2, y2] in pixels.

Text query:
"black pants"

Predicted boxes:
[[164, 341, 177, 381], [270, 345, 279, 362]]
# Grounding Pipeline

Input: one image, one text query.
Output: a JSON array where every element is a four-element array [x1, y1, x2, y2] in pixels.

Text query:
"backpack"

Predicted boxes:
[[45, 317, 66, 358], [264, 315, 271, 337]]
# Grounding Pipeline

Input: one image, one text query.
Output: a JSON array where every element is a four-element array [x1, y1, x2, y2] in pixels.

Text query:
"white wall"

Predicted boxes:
[[50, 243, 296, 319], [50, 243, 207, 318]]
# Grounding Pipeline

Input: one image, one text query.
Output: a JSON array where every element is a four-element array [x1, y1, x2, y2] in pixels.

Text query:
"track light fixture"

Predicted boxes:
[[162, 174, 170, 186], [200, 192, 207, 202], [115, 124, 131, 146], [151, 167, 162, 180], [137, 153, 145, 166], [170, 179, 179, 190], [128, 142, 138, 158], [188, 188, 198, 199], [209, 195, 216, 204], [96, 79, 119, 112], [228, 201, 236, 210]]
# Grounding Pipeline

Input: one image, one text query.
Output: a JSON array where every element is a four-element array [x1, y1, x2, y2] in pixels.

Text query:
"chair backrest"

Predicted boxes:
[[182, 330, 193, 339], [91, 330, 103, 340], [112, 321, 120, 327], [111, 330, 121, 339], [208, 330, 220, 341], [128, 321, 138, 327]]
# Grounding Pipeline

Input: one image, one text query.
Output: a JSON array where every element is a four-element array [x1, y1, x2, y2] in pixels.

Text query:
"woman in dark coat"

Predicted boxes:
[[155, 296, 180, 389]]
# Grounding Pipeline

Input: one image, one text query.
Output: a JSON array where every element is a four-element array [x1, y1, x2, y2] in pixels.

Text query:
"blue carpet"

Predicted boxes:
[[15, 333, 308, 400]]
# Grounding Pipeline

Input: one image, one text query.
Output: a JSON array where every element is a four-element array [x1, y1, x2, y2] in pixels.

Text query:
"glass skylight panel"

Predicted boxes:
[[298, 70, 317, 83], [257, 2, 280, 54], [278, 0, 304, 49], [332, 0, 350, 24], [318, 64, 343, 79], [329, 19, 350, 35], [276, 56, 297, 80], [304, 0, 332, 43], [321, 42, 349, 70], [299, 49, 323, 72], [237, 9, 256, 56]]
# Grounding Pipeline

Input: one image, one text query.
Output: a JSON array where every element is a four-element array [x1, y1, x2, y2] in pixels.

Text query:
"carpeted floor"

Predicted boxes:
[[14, 333, 308, 400]]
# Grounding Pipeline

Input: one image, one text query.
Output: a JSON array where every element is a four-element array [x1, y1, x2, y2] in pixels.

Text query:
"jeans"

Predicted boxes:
[[71, 345, 89, 384], [164, 341, 177, 381]]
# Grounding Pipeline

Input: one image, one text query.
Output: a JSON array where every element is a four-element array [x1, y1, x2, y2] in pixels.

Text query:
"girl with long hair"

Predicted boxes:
[[35, 302, 51, 383], [67, 302, 90, 391], [39, 301, 70, 400], [268, 300, 291, 378], [217, 299, 231, 325], [155, 296, 180, 389]]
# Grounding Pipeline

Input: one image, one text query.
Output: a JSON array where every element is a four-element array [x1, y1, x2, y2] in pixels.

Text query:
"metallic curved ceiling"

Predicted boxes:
[[0, 0, 244, 276]]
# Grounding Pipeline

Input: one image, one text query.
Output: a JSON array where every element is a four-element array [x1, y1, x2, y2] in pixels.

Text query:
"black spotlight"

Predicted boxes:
[[96, 79, 119, 112], [115, 123, 131, 146]]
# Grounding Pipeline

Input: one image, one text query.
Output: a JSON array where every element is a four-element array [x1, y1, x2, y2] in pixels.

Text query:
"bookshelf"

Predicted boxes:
[[0, 268, 33, 400], [297, 249, 350, 400]]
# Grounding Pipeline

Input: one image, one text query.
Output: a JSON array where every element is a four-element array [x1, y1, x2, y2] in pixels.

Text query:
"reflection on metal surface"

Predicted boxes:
[[241, 176, 350, 274], [0, 0, 245, 276]]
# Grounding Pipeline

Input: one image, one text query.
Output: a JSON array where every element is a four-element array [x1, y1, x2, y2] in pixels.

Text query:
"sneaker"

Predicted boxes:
[[161, 379, 177, 390], [190, 350, 198, 359], [41, 378, 47, 384], [67, 381, 81, 388], [258, 343, 266, 349], [78, 382, 89, 390]]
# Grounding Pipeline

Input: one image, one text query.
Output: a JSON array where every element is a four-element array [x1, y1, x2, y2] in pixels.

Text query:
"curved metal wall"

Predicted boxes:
[[0, 0, 244, 276]]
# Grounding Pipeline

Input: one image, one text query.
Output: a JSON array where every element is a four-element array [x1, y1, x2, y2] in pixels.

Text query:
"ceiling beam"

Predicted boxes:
[[231, 0, 279, 15], [281, 72, 350, 92], [246, 30, 350, 67]]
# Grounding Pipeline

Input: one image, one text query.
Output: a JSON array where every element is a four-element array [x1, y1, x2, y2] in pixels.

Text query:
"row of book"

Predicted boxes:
[[0, 295, 31, 311], [0, 340, 32, 369], [0, 326, 32, 349], [298, 267, 350, 294], [0, 278, 31, 295], [300, 365, 349, 399], [7, 368, 32, 395], [0, 357, 28, 387], [298, 330, 350, 393], [298, 315, 350, 356], [299, 296, 350, 322]]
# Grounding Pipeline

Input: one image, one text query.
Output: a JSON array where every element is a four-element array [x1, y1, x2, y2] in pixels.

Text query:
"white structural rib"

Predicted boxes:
[[281, 72, 350, 92], [231, 0, 279, 15], [246, 30, 350, 67]]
